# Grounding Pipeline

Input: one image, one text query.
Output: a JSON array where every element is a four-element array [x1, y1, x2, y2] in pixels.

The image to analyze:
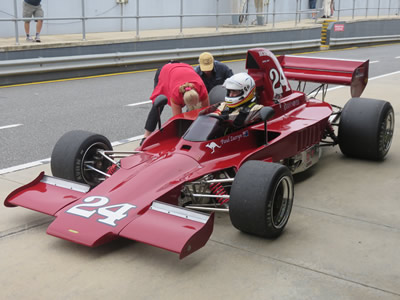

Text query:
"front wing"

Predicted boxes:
[[4, 173, 214, 259]]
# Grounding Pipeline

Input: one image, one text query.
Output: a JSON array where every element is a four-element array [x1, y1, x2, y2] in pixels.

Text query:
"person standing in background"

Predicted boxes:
[[23, 0, 43, 42], [254, 0, 265, 25], [309, 0, 317, 19], [322, 0, 333, 18], [194, 52, 234, 93]]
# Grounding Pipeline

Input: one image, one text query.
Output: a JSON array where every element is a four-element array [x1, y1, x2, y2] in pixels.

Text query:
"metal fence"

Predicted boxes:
[[1, 0, 399, 45]]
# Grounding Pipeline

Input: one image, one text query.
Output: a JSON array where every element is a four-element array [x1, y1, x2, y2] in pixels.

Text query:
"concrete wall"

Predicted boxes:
[[326, 18, 400, 45], [0, 0, 397, 38]]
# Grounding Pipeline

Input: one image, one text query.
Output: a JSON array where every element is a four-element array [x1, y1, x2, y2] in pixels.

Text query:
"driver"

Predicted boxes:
[[210, 73, 263, 128]]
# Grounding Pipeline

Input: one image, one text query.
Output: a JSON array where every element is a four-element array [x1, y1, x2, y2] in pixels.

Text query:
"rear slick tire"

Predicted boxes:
[[229, 161, 294, 238], [338, 98, 395, 160]]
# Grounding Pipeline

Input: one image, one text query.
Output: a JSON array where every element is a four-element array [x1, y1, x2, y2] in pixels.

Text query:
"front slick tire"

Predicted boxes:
[[229, 161, 294, 238], [51, 130, 113, 187], [338, 98, 395, 160]]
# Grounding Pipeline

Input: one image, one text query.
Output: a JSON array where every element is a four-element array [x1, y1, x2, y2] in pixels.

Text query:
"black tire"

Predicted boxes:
[[208, 85, 226, 105], [51, 130, 113, 187], [338, 98, 395, 160], [229, 161, 294, 238]]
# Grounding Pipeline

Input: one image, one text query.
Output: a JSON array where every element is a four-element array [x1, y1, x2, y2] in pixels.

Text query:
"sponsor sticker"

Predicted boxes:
[[205, 131, 250, 154]]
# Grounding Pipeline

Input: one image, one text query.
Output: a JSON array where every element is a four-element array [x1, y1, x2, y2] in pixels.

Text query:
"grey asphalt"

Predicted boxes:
[[0, 55, 399, 298], [1, 43, 400, 171]]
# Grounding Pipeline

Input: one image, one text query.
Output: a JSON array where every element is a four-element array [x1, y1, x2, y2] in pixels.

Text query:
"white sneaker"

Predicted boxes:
[[26, 36, 34, 42]]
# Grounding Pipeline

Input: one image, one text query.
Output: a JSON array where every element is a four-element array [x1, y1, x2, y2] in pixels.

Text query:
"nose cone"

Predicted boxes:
[[46, 153, 202, 248]]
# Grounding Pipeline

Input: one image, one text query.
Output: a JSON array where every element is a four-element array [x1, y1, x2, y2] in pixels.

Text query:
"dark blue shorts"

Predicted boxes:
[[309, 0, 317, 9]]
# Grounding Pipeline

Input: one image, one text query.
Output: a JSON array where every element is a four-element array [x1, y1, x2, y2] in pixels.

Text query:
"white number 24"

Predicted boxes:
[[66, 196, 136, 227], [269, 68, 289, 96]]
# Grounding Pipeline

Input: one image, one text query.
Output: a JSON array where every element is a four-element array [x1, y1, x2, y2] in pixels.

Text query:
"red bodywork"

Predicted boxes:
[[4, 49, 369, 258]]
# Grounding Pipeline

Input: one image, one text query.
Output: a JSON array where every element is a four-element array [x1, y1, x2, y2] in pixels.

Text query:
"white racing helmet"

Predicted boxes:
[[223, 72, 256, 108]]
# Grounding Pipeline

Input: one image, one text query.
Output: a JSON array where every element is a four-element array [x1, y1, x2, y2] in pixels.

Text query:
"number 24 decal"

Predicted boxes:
[[66, 196, 136, 227], [269, 68, 289, 96]]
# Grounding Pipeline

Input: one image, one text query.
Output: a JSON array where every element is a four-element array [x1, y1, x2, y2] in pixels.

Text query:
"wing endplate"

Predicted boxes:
[[4, 172, 89, 216], [119, 201, 214, 259]]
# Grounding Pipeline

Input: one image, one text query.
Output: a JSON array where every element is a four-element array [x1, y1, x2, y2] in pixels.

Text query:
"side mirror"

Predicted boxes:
[[260, 106, 275, 122], [153, 95, 168, 131], [260, 107, 275, 145]]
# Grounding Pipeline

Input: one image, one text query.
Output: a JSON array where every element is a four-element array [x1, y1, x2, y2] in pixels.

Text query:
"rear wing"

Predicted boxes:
[[277, 55, 369, 98]]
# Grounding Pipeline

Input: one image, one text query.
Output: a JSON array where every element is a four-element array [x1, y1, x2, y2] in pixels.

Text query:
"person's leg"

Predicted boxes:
[[153, 67, 162, 88], [35, 20, 43, 41], [144, 104, 164, 136], [254, 0, 264, 25], [34, 5, 44, 42], [323, 0, 330, 17], [22, 1, 33, 40], [310, 0, 316, 18], [24, 22, 30, 36]]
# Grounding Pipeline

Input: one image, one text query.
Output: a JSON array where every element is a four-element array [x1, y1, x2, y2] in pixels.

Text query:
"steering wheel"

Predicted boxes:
[[208, 113, 226, 121]]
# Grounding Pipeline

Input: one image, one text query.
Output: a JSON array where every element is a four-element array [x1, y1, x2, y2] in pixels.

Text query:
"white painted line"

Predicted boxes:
[[316, 70, 400, 95], [395, 56, 400, 59], [111, 135, 144, 146], [0, 159, 49, 175], [0, 136, 144, 175], [125, 100, 152, 107], [369, 61, 379, 64], [369, 70, 400, 81], [0, 124, 23, 130]]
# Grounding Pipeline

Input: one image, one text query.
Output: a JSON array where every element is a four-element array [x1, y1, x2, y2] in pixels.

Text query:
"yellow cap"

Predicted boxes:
[[199, 52, 214, 72]]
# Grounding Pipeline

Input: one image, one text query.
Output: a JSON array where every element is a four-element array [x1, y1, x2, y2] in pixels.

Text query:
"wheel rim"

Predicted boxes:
[[380, 109, 395, 155], [271, 175, 293, 229], [81, 142, 111, 186]]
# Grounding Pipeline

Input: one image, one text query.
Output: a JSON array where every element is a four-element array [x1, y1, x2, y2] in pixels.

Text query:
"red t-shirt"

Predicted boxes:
[[150, 63, 208, 107]]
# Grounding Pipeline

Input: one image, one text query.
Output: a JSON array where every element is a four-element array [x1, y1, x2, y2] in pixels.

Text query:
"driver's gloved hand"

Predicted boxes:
[[233, 107, 250, 128], [219, 113, 229, 120]]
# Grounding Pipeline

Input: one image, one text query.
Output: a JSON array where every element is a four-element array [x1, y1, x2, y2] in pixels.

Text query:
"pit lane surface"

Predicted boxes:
[[1, 45, 400, 299]]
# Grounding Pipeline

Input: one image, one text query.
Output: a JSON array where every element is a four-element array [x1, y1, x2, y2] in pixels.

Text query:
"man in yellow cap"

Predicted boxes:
[[195, 52, 234, 92]]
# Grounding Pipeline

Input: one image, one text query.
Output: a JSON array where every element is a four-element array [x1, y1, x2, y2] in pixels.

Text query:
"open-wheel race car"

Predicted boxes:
[[4, 48, 395, 259]]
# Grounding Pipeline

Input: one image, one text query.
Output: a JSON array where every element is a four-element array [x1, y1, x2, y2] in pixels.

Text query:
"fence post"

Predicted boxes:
[[295, 0, 298, 26], [378, 0, 381, 17], [272, 0, 276, 28], [216, 0, 219, 32], [120, 2, 124, 32], [180, 0, 183, 35], [388, 0, 391, 16], [81, 0, 86, 41], [136, 0, 139, 38], [338, 0, 341, 20], [352, 0, 355, 19], [366, 0, 369, 18], [13, 0, 20, 45]]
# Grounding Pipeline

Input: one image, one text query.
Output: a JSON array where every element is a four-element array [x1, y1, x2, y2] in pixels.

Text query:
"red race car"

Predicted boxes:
[[4, 48, 395, 259]]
